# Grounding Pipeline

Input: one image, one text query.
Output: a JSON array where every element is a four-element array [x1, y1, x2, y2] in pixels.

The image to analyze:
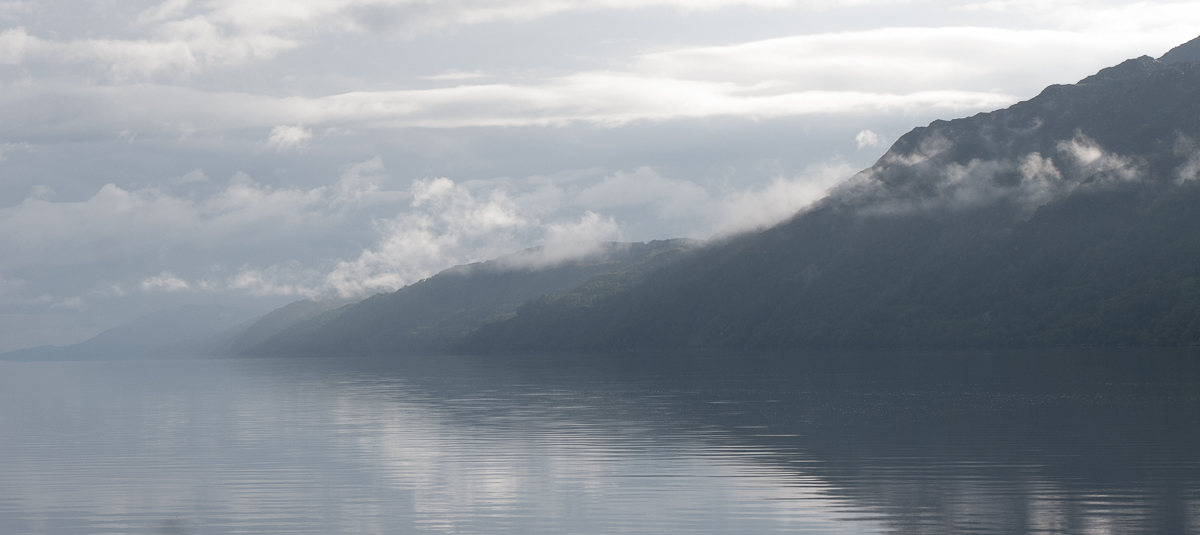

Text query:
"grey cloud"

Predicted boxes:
[[178, 169, 208, 184], [342, 0, 804, 38]]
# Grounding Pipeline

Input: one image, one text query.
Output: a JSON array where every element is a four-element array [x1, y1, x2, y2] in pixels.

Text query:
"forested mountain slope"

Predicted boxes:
[[462, 40, 1200, 350], [236, 240, 697, 355]]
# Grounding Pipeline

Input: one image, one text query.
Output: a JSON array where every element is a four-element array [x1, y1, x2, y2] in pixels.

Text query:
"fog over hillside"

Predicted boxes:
[[1, 0, 1198, 351]]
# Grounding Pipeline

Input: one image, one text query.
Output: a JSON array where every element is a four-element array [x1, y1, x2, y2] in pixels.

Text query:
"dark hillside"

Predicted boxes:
[[463, 43, 1200, 351], [239, 240, 697, 355]]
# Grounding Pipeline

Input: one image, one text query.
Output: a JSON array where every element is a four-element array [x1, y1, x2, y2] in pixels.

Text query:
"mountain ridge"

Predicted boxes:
[[225, 35, 1200, 355], [458, 37, 1200, 351], [0, 304, 265, 361], [233, 239, 699, 356]]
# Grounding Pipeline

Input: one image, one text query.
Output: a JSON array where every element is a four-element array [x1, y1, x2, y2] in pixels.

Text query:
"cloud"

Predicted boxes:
[[92, 283, 126, 298], [305, 0, 802, 38], [856, 129, 882, 149], [0, 159, 401, 273], [0, 26, 31, 64], [1174, 134, 1200, 183], [224, 263, 325, 297], [847, 133, 1144, 216], [578, 165, 852, 237], [710, 163, 854, 234], [267, 125, 313, 152], [0, 144, 851, 309], [320, 163, 847, 297], [113, 162, 851, 299], [498, 211, 624, 270], [324, 176, 531, 296], [0, 78, 1014, 141], [420, 70, 488, 81], [0, 25, 297, 81], [1057, 135, 1102, 165], [179, 169, 209, 184], [0, 0, 808, 79], [136, 0, 192, 26], [630, 26, 1180, 95], [576, 167, 710, 218], [132, 264, 328, 298], [28, 185, 53, 200], [141, 272, 191, 292], [963, 0, 1200, 38], [0, 272, 28, 305], [50, 296, 87, 311], [8, 23, 1182, 137], [0, 141, 28, 161], [1055, 133, 1139, 183], [0, 1, 30, 18]]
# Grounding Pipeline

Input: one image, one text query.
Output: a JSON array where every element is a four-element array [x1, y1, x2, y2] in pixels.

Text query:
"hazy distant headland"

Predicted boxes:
[[11, 37, 1200, 361]]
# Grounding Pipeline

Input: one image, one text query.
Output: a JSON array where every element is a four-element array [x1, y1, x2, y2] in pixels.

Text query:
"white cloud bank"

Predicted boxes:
[[0, 77, 1014, 142], [2, 22, 1189, 140], [848, 133, 1146, 216], [312, 162, 847, 296], [631, 26, 1181, 92], [0, 154, 850, 303]]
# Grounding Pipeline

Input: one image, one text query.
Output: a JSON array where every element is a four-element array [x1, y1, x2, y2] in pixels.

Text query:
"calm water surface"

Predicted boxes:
[[1, 350, 1199, 534]]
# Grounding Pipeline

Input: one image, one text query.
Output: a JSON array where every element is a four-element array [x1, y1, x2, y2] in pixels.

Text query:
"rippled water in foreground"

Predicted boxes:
[[1, 350, 1199, 534]]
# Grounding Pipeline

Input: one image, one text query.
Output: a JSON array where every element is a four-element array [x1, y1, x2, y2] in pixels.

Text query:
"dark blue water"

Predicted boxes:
[[1, 350, 1198, 534]]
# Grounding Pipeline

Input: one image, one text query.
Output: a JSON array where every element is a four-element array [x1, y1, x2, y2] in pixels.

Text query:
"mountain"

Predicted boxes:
[[458, 37, 1200, 351], [233, 240, 697, 356], [217, 297, 358, 354], [1, 305, 265, 361]]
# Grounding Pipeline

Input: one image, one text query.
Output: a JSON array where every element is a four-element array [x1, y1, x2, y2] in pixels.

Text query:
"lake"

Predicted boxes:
[[1, 350, 1198, 534]]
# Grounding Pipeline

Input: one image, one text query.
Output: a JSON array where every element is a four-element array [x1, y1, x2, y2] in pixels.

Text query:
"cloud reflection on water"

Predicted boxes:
[[1, 350, 1198, 533]]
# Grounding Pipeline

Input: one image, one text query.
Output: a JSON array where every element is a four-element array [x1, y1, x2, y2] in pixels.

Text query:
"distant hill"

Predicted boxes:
[[233, 240, 698, 356], [217, 297, 358, 355], [1, 305, 265, 361], [457, 36, 1200, 351]]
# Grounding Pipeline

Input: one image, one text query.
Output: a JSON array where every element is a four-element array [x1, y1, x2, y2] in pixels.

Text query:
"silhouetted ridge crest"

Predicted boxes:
[[1159, 34, 1200, 64]]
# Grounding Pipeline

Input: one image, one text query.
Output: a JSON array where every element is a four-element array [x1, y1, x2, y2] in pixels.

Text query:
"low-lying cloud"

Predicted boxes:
[[0, 153, 852, 310], [847, 133, 1145, 216]]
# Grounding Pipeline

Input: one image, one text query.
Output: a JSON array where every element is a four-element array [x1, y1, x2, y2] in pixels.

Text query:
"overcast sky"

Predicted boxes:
[[0, 0, 1196, 350]]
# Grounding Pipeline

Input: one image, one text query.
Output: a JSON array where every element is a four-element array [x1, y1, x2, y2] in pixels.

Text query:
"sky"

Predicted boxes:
[[0, 0, 1197, 351]]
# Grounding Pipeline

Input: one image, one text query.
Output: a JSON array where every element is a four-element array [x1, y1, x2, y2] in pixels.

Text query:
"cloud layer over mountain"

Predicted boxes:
[[1, 0, 1199, 350]]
